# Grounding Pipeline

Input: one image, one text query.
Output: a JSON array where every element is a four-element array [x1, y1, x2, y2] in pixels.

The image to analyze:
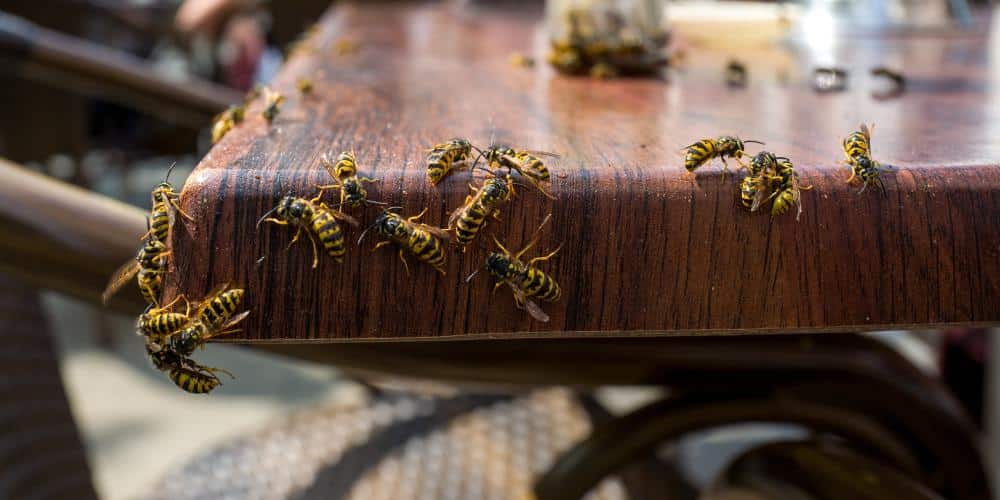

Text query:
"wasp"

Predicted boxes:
[[146, 163, 193, 244], [480, 145, 559, 199], [426, 138, 473, 185], [359, 208, 450, 274], [296, 77, 313, 94], [316, 152, 381, 209], [448, 173, 515, 249], [740, 151, 780, 212], [842, 124, 887, 194], [169, 285, 249, 357], [145, 337, 233, 394], [103, 220, 171, 305], [262, 87, 285, 124], [137, 295, 190, 339], [767, 157, 812, 220], [211, 105, 245, 144], [258, 195, 358, 268], [467, 215, 561, 322], [683, 136, 763, 175]]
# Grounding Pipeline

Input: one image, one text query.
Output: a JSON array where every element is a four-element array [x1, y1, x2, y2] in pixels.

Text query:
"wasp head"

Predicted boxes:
[[485, 252, 516, 280], [374, 211, 403, 237]]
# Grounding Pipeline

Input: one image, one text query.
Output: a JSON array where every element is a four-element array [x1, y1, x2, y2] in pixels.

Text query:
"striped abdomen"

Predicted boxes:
[[684, 139, 718, 171], [426, 145, 469, 185], [515, 153, 550, 181], [334, 153, 357, 178], [169, 368, 219, 394], [137, 267, 163, 305], [518, 267, 561, 302], [311, 209, 347, 262], [843, 132, 870, 160], [150, 200, 170, 242], [140, 312, 188, 337], [404, 227, 446, 271], [198, 289, 244, 329], [454, 200, 491, 246]]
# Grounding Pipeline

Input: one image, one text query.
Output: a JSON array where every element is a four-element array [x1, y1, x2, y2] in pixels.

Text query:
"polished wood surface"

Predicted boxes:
[[168, 2, 1000, 341]]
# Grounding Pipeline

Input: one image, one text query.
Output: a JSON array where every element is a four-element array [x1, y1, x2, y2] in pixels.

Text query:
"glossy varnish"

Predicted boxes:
[[167, 2, 1000, 341]]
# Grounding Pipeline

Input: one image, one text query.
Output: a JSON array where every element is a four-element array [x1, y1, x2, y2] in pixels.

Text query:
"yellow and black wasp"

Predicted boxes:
[[258, 194, 359, 268], [316, 151, 383, 209], [448, 172, 516, 249], [478, 144, 559, 199], [146, 163, 193, 244], [146, 336, 233, 394], [169, 284, 249, 358], [103, 219, 171, 305], [768, 157, 812, 220], [359, 208, 450, 274], [137, 294, 190, 339], [262, 86, 285, 124], [211, 105, 245, 144], [740, 151, 780, 212], [467, 215, 561, 322], [426, 138, 474, 185], [683, 136, 763, 175], [842, 123, 888, 194]]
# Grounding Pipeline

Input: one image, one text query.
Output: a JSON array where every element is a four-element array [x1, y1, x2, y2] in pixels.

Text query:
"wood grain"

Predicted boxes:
[[167, 2, 1000, 341]]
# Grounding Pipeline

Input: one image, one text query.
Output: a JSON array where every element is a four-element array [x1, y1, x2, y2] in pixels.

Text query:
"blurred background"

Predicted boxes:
[[0, 0, 997, 499]]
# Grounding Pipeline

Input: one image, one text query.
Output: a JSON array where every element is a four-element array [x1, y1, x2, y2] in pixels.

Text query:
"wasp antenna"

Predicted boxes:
[[164, 162, 179, 183], [366, 199, 390, 206], [744, 140, 765, 145], [256, 206, 280, 229], [465, 268, 482, 283], [356, 223, 376, 246], [386, 206, 403, 213]]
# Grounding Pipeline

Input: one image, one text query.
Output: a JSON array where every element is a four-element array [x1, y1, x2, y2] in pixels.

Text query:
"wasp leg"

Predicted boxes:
[[169, 198, 195, 221], [846, 170, 857, 184], [358, 177, 379, 185], [527, 177, 557, 200], [528, 244, 563, 265], [200, 365, 236, 379], [313, 183, 339, 202], [286, 226, 304, 250], [397, 250, 411, 274], [303, 228, 321, 269], [407, 208, 428, 223], [373, 241, 391, 252], [492, 282, 503, 295], [261, 218, 288, 227]]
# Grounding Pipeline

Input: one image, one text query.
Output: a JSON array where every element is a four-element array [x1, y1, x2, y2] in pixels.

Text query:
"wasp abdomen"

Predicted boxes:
[[170, 368, 219, 394], [312, 210, 346, 262], [409, 230, 446, 268], [522, 268, 561, 302]]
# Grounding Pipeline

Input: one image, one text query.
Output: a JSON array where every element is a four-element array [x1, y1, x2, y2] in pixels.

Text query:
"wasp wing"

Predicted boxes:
[[320, 154, 340, 180], [750, 180, 770, 213], [419, 223, 452, 241], [102, 259, 141, 304], [509, 284, 550, 323], [520, 150, 561, 159]]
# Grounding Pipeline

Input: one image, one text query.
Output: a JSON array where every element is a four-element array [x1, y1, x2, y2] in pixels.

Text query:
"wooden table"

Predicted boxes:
[[168, 1, 999, 343]]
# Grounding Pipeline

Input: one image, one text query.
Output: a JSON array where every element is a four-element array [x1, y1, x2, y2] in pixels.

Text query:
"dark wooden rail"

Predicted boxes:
[[167, 2, 999, 342], [0, 11, 240, 127]]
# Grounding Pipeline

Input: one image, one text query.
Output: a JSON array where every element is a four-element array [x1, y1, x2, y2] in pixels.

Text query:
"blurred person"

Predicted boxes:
[[176, 0, 265, 90]]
